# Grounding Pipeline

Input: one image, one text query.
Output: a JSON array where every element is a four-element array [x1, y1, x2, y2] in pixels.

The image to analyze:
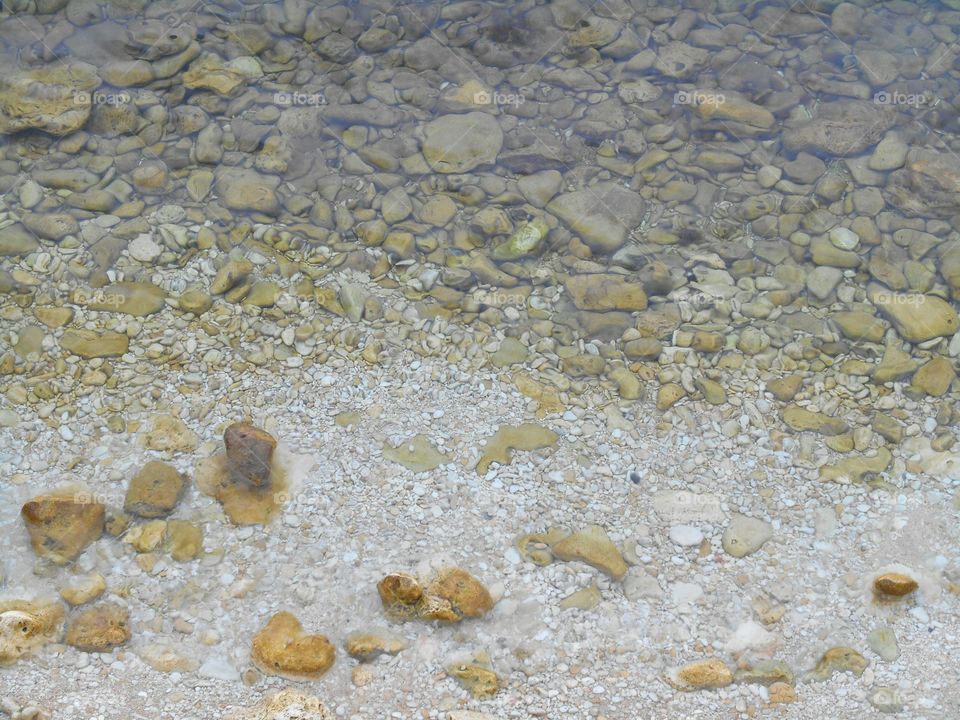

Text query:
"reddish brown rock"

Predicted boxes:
[[124, 460, 186, 518], [21, 493, 105, 564], [224, 422, 277, 489], [873, 572, 919, 598]]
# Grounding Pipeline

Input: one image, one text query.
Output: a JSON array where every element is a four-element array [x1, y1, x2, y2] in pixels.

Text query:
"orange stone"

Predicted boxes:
[[251, 611, 335, 680], [873, 572, 918, 598]]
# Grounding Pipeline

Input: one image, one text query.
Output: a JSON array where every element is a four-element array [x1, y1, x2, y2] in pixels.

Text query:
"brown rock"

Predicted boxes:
[[225, 689, 334, 720], [124, 461, 186, 517], [66, 603, 131, 651], [551, 525, 628, 580], [21, 493, 105, 564], [60, 573, 107, 606], [769, 681, 797, 704], [378, 568, 495, 623], [423, 568, 494, 620], [448, 663, 499, 698], [0, 599, 65, 665], [251, 611, 336, 680], [912, 356, 956, 397], [669, 657, 734, 690], [140, 414, 199, 453], [808, 646, 868, 681], [377, 572, 424, 620], [767, 375, 803, 401], [873, 572, 918, 598], [344, 630, 408, 662], [166, 519, 203, 561], [563, 274, 648, 312], [224, 422, 277, 489]]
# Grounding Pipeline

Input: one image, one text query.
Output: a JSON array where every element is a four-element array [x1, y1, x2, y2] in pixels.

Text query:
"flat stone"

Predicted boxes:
[[781, 405, 849, 435], [819, 448, 892, 483], [383, 435, 449, 472], [448, 663, 499, 698], [86, 281, 166, 316], [667, 657, 734, 690], [215, 168, 280, 214], [60, 329, 129, 358], [166, 519, 203, 562], [124, 461, 186, 518], [0, 223, 39, 256], [251, 611, 335, 680], [0, 62, 100, 135], [65, 603, 130, 651], [564, 273, 647, 311], [552, 525, 627, 580], [548, 183, 646, 254], [870, 288, 959, 343], [783, 100, 894, 156], [669, 525, 704, 547], [807, 646, 868, 681], [344, 630, 408, 661], [21, 212, 79, 241], [722, 514, 773, 558], [421, 112, 502, 173], [867, 626, 899, 662], [21, 493, 105, 564], [60, 573, 107, 606], [911, 356, 955, 396], [476, 423, 558, 474]]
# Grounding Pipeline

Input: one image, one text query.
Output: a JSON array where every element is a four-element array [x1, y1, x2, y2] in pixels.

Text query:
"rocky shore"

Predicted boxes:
[[1, 0, 960, 718]]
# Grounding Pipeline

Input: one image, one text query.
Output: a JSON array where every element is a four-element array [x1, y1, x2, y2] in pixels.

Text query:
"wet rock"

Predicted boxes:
[[806, 266, 843, 300], [548, 183, 646, 254], [867, 626, 899, 662], [654, 41, 709, 79], [211, 259, 254, 295], [60, 573, 106, 606], [124, 462, 186, 519], [667, 657, 733, 690], [694, 91, 774, 130], [870, 289, 959, 343], [564, 274, 647, 311], [448, 663, 499, 698], [224, 422, 276, 489], [869, 134, 908, 171], [493, 218, 549, 261], [781, 405, 849, 435], [65, 603, 131, 652], [0, 223, 39, 256], [378, 568, 494, 623], [0, 599, 64, 665], [183, 54, 261, 95], [0, 62, 100, 135], [807, 647, 868, 681], [767, 375, 803, 401], [518, 170, 563, 207], [166, 519, 203, 562], [344, 630, 408, 662], [476, 423, 558, 474], [86, 281, 166, 316], [140, 414, 199, 453], [911, 356, 955, 397], [873, 572, 918, 599], [560, 583, 601, 610], [178, 289, 213, 315], [734, 660, 795, 686], [819, 448, 892, 483], [140, 643, 200, 673], [722, 514, 773, 558], [21, 493, 105, 565], [832, 311, 887, 344], [783, 100, 894, 156], [383, 434, 450, 472], [251, 611, 335, 680], [873, 345, 918, 383], [215, 168, 280, 214], [421, 113, 502, 173], [552, 525, 627, 580], [21, 212, 79, 241], [769, 682, 797, 704], [656, 382, 686, 410], [225, 690, 334, 720], [61, 329, 129, 359], [124, 519, 167, 553]]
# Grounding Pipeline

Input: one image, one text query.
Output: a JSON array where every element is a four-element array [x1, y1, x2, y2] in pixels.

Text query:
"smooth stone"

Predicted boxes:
[[476, 423, 558, 474], [0, 223, 39, 256], [867, 626, 899, 662], [548, 183, 646, 254], [421, 112, 503, 173], [722, 514, 773, 558], [21, 212, 79, 241], [911, 356, 956, 396], [564, 273, 647, 311], [807, 647, 868, 681], [214, 168, 280, 214], [124, 461, 186, 518], [551, 525, 627, 580], [86, 281, 166, 316], [667, 658, 734, 690], [0, 62, 100, 135], [669, 525, 704, 547], [251, 611, 335, 680], [60, 329, 129, 358], [829, 227, 859, 250], [870, 288, 959, 343]]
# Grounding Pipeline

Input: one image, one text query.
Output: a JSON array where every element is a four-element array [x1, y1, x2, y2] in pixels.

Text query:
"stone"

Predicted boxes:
[[215, 168, 280, 214], [421, 112, 502, 173], [178, 289, 213, 315], [21, 493, 105, 564], [377, 572, 423, 619], [564, 274, 647, 311], [656, 382, 686, 410], [873, 345, 918, 383], [476, 423, 558, 474], [382, 187, 412, 224], [344, 630, 408, 661], [783, 100, 894, 156], [609, 366, 642, 399], [806, 266, 843, 300], [128, 234, 162, 263], [183, 53, 261, 95], [562, 353, 605, 377], [832, 311, 887, 344], [65, 603, 131, 651], [166, 519, 203, 562], [251, 611, 335, 680], [807, 647, 868, 681], [60, 329, 128, 358], [734, 660, 795, 686], [383, 435, 451, 473], [548, 183, 646, 254], [417, 195, 457, 226], [21, 212, 79, 241], [490, 337, 528, 368], [378, 568, 494, 623], [781, 405, 849, 435], [667, 658, 734, 690], [0, 62, 100, 135], [0, 599, 64, 665], [559, 584, 601, 610], [518, 170, 563, 207], [694, 92, 774, 129], [60, 573, 106, 606], [819, 448, 892, 483], [0, 223, 39, 256], [769, 682, 797, 704], [211, 259, 254, 294], [867, 626, 900, 662], [870, 289, 959, 343], [722, 514, 773, 558], [86, 281, 166, 316], [669, 525, 704, 547], [140, 643, 200, 673], [552, 525, 627, 580], [829, 227, 859, 250], [873, 572, 918, 598], [493, 218, 549, 260], [225, 690, 334, 720], [35, 307, 74, 329], [912, 356, 955, 396], [124, 519, 167, 553], [870, 134, 908, 171], [448, 663, 499, 698], [124, 461, 185, 518], [141, 414, 199, 453], [767, 375, 803, 401]]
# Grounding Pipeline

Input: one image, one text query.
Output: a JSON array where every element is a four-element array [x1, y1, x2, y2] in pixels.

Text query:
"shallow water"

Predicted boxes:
[[3, 0, 960, 718]]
